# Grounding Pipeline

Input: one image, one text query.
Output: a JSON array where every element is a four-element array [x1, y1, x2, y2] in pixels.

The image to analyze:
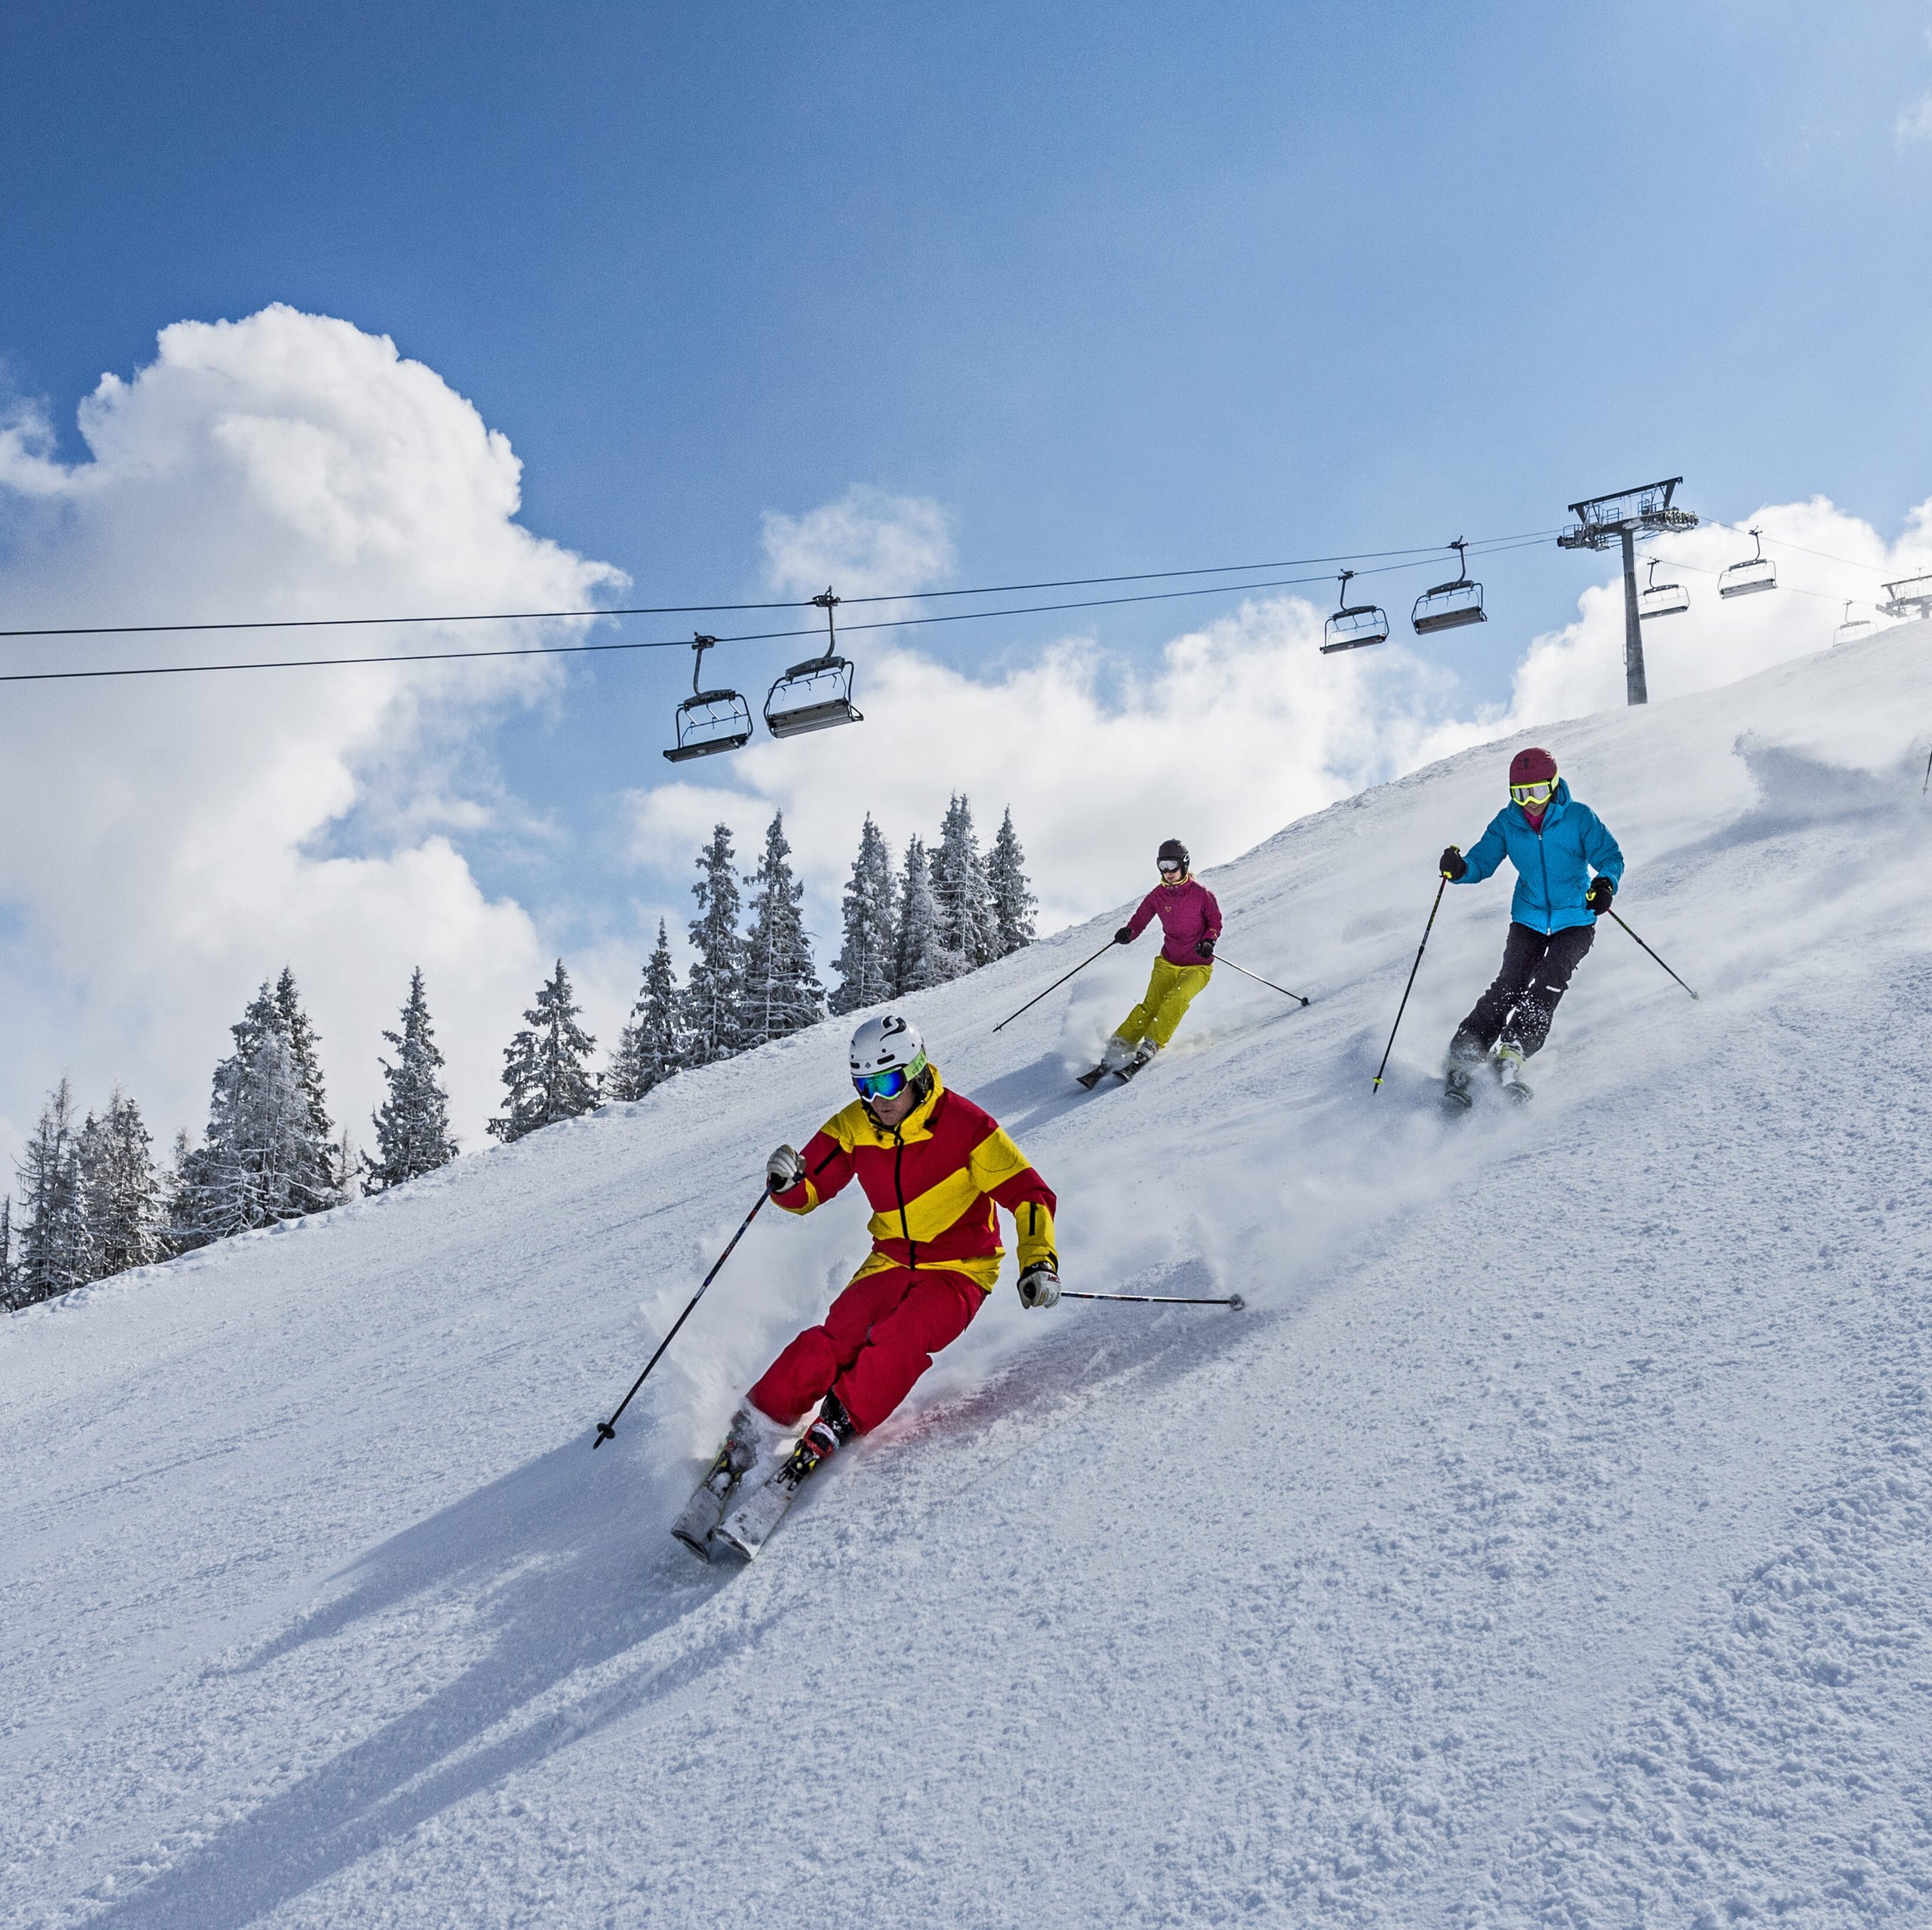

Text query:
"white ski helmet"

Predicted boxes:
[[849, 1012, 928, 1083]]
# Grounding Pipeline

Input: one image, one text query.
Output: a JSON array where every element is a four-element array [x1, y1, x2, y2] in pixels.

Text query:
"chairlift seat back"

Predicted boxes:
[[1639, 581, 1689, 620], [1411, 581, 1485, 635], [764, 656, 863, 739], [1718, 558, 1775, 598], [1321, 604, 1390, 653]]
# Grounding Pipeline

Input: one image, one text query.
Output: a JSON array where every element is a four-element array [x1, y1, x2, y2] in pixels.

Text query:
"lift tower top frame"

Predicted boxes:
[[1558, 478, 1700, 706]]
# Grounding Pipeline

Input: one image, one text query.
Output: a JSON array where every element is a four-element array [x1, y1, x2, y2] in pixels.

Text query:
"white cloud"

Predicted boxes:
[[1900, 89, 1932, 146], [760, 484, 955, 600], [0, 306, 622, 1163]]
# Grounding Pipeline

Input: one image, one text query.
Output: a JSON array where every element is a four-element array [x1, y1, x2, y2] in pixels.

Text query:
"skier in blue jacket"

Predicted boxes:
[[1438, 746, 1623, 1105]]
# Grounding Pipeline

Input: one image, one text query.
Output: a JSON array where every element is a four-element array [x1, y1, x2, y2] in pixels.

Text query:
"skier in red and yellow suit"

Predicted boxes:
[[748, 1012, 1060, 1455]]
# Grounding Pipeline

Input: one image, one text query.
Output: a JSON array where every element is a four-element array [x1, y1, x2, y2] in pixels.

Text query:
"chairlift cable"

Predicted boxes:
[[0, 541, 1555, 687]]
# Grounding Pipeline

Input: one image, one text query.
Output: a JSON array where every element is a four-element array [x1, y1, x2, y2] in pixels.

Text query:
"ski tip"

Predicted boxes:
[[1226, 1292, 1246, 1312]]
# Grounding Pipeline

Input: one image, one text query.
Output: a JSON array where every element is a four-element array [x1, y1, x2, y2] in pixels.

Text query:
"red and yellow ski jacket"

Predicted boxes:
[[771, 1069, 1057, 1291]]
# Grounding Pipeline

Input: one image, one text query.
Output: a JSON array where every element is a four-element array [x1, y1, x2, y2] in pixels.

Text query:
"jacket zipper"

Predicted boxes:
[[891, 1130, 915, 1269]]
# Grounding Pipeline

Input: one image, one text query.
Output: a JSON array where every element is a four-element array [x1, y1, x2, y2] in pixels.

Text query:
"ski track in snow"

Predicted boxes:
[[3, 627, 1931, 1927]]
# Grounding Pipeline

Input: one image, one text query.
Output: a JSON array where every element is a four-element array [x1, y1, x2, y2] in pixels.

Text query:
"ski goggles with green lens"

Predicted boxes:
[[853, 1049, 928, 1103], [1509, 778, 1557, 809]]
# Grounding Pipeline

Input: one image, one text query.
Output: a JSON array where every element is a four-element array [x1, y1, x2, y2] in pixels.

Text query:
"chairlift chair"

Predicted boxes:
[[663, 635, 753, 763], [1638, 557, 1689, 620], [1410, 539, 1487, 636], [1320, 570, 1391, 653], [764, 589, 864, 739], [1717, 527, 1776, 599], [1832, 601, 1873, 647]]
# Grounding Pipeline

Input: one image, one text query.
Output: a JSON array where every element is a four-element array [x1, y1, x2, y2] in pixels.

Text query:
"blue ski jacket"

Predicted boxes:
[[1454, 779, 1625, 935]]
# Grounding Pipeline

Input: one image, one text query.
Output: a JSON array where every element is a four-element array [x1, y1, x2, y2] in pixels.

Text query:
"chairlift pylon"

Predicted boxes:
[[1638, 556, 1689, 621], [1410, 539, 1486, 636], [1832, 601, 1873, 647], [764, 589, 864, 739], [1717, 527, 1776, 599], [1320, 570, 1391, 654], [663, 634, 753, 763]]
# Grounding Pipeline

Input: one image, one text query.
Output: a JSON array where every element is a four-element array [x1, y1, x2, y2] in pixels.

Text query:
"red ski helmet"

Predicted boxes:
[[1508, 747, 1557, 788]]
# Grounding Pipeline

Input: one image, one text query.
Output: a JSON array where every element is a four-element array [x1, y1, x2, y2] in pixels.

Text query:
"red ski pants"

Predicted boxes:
[[748, 1265, 986, 1434]]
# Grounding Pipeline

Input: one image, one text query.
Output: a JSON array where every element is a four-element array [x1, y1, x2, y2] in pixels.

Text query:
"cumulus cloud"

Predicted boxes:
[[0, 305, 622, 1162], [760, 484, 955, 600]]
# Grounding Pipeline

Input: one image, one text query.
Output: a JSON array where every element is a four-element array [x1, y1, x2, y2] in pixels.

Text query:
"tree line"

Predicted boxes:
[[2, 798, 1033, 1312]]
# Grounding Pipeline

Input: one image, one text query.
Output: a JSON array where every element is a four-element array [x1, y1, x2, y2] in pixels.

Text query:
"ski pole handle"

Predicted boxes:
[[1060, 1289, 1245, 1309], [991, 937, 1119, 1034], [1371, 874, 1448, 1093], [1214, 955, 1310, 1006], [592, 1190, 768, 1449]]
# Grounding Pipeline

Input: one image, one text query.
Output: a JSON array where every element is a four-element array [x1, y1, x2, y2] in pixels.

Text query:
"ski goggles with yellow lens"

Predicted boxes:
[[1509, 779, 1557, 809], [853, 1049, 928, 1103]]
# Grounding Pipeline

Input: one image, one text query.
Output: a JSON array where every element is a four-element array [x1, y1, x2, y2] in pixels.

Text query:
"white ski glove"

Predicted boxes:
[[1017, 1260, 1060, 1310], [766, 1144, 805, 1195]]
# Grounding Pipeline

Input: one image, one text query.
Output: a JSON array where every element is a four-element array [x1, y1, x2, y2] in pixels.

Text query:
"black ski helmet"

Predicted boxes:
[[1157, 837, 1189, 873]]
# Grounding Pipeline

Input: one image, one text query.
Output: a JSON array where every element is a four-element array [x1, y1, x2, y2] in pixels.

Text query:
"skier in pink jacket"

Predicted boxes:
[[1082, 839, 1222, 1084]]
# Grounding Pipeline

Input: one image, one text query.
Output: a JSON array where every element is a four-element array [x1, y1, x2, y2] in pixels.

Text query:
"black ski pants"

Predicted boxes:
[[1450, 920, 1595, 1064]]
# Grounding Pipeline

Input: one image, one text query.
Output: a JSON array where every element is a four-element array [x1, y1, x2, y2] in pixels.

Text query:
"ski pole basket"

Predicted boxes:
[[663, 635, 753, 763], [763, 589, 863, 739], [1409, 540, 1486, 636], [1321, 570, 1391, 653]]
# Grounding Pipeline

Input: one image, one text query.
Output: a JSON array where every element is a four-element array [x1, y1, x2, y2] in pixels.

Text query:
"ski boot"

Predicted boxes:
[[1491, 1040, 1534, 1104], [1114, 1040, 1161, 1083], [672, 1403, 794, 1560], [1078, 1034, 1139, 1089], [1443, 1063, 1474, 1111], [714, 1395, 858, 1561]]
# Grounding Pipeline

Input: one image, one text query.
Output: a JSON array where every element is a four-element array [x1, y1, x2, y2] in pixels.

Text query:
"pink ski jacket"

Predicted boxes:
[[1125, 877, 1223, 967]]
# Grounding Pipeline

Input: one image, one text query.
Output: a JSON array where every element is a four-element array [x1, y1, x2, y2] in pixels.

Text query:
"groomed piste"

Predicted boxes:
[[4, 624, 1930, 1927]]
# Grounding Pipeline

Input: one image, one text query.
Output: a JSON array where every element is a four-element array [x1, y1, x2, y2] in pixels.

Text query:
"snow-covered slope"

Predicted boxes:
[[5, 625, 1931, 1928]]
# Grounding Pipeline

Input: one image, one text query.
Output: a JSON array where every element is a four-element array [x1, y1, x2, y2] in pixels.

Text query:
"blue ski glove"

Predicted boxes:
[[1439, 846, 1468, 882], [1017, 1261, 1060, 1310], [1585, 876, 1614, 914]]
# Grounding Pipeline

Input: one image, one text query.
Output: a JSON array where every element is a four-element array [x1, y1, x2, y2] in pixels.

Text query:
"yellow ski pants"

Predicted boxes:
[[1113, 956, 1213, 1050]]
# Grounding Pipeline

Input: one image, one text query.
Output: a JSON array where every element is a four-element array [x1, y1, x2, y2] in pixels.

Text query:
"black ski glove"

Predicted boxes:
[[1439, 846, 1468, 882], [1586, 876, 1614, 913], [1114, 925, 1135, 945], [1017, 1260, 1061, 1310], [1195, 936, 1216, 960]]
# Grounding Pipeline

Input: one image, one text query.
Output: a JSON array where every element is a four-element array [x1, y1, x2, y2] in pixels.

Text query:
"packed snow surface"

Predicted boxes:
[[5, 627, 1932, 1928]]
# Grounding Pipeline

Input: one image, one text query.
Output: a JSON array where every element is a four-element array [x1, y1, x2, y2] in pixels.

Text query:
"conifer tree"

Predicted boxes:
[[0, 1197, 16, 1311], [489, 960, 601, 1142], [681, 822, 748, 1067], [608, 920, 685, 1101], [75, 1089, 162, 1282], [987, 806, 1038, 955], [367, 968, 459, 1190], [159, 1129, 204, 1257], [273, 967, 342, 1209], [893, 837, 954, 993], [742, 812, 824, 1046], [182, 985, 319, 1242], [13, 1079, 85, 1306], [830, 814, 898, 1016], [932, 794, 999, 970]]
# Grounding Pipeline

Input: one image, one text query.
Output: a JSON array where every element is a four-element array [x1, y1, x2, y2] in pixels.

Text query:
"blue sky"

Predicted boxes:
[[3, 1, 1931, 1147]]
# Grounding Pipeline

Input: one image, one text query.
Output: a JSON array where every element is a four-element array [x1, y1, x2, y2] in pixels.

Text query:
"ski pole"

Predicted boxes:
[[1214, 955, 1310, 1006], [991, 937, 1119, 1034], [1606, 908, 1699, 1000], [1922, 748, 1930, 795], [592, 1191, 768, 1449], [1371, 874, 1448, 1093], [1060, 1289, 1245, 1310]]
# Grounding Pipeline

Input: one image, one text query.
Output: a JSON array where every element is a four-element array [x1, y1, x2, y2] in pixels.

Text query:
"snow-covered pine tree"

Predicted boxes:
[[75, 1089, 163, 1282], [0, 1197, 15, 1311], [894, 837, 955, 992], [488, 960, 601, 1142], [742, 812, 825, 1047], [159, 1129, 203, 1257], [14, 1079, 87, 1305], [987, 806, 1038, 955], [608, 920, 685, 1101], [367, 968, 459, 1190], [830, 813, 898, 1015], [183, 983, 320, 1242], [681, 822, 748, 1067], [932, 794, 1000, 970], [273, 967, 343, 1209]]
